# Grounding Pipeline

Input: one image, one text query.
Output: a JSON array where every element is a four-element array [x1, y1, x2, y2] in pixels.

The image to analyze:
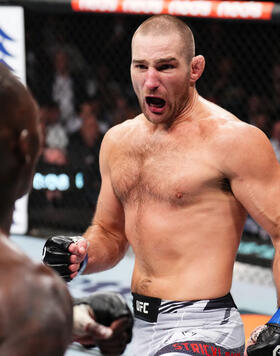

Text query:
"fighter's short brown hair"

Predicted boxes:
[[132, 14, 195, 64]]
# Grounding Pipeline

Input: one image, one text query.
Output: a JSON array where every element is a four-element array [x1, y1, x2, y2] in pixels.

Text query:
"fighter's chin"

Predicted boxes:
[[145, 115, 166, 125], [142, 106, 168, 125], [143, 111, 164, 125]]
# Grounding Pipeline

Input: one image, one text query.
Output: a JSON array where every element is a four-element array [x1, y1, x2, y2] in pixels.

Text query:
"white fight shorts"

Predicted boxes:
[[131, 293, 245, 356]]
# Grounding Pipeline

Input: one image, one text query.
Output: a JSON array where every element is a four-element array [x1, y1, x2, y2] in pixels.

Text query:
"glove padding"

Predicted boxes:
[[73, 292, 133, 330], [247, 323, 280, 356], [73, 292, 134, 353], [42, 236, 82, 282]]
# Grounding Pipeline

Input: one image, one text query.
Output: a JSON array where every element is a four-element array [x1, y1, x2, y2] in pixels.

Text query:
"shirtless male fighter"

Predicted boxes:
[[43, 15, 280, 356], [0, 63, 132, 355]]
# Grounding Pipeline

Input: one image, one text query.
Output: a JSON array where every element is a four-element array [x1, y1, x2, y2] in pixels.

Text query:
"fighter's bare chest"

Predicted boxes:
[[110, 138, 224, 206]]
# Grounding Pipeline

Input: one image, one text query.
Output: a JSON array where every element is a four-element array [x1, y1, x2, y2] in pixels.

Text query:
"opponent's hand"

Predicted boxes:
[[97, 317, 133, 355], [73, 292, 133, 355], [42, 236, 88, 282], [245, 325, 266, 355], [246, 323, 280, 356], [72, 303, 113, 345]]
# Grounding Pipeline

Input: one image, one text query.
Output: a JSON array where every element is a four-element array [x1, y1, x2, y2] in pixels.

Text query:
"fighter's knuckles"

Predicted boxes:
[[68, 244, 77, 254], [68, 263, 80, 272], [70, 272, 78, 279], [42, 235, 84, 282], [78, 246, 86, 255], [70, 254, 78, 263]]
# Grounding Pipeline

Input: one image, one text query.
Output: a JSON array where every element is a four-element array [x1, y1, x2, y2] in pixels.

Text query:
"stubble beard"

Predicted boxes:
[[140, 99, 174, 126]]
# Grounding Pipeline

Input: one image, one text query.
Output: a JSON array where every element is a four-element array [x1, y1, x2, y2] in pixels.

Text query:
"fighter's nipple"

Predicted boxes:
[[176, 192, 183, 199]]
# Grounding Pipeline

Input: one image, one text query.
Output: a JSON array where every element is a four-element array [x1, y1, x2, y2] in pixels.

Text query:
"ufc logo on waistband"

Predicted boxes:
[[136, 301, 149, 314]]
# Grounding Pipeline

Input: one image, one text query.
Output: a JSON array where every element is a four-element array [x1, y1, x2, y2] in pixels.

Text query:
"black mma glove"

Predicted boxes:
[[42, 236, 87, 282], [247, 309, 280, 356], [73, 292, 133, 330], [73, 292, 133, 353]]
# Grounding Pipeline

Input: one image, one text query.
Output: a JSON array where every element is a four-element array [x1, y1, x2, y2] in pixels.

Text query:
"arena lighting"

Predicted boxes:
[[33, 172, 84, 191], [238, 240, 275, 261]]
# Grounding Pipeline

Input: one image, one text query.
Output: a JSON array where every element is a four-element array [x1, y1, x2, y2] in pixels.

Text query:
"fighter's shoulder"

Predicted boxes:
[[202, 100, 268, 147], [215, 118, 269, 150], [101, 114, 143, 147]]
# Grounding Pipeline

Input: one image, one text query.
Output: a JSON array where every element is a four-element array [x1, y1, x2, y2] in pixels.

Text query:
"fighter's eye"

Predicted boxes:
[[135, 64, 147, 70], [158, 64, 174, 71]]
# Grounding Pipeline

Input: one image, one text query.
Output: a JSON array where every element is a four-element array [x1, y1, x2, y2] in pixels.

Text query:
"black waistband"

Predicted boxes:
[[132, 293, 237, 323]]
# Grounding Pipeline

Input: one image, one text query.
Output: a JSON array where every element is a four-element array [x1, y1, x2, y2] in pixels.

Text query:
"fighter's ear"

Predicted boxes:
[[18, 129, 31, 165], [190, 55, 205, 85]]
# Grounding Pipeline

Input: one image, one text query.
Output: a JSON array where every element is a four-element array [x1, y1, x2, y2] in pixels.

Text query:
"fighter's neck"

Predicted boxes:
[[168, 89, 201, 129], [178, 88, 199, 121]]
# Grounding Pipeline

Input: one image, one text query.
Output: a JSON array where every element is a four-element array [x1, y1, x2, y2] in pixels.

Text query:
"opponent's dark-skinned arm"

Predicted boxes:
[[0, 262, 73, 356]]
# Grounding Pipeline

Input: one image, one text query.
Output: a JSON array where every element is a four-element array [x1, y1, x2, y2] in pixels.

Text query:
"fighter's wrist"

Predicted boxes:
[[77, 254, 88, 276]]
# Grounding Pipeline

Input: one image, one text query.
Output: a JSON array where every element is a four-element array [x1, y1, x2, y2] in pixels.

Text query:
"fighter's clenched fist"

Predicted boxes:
[[42, 236, 89, 282]]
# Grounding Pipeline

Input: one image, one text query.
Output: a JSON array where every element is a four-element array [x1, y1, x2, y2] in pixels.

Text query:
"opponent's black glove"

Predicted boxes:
[[73, 292, 134, 353], [74, 292, 133, 330], [247, 323, 280, 355], [42, 235, 84, 282]]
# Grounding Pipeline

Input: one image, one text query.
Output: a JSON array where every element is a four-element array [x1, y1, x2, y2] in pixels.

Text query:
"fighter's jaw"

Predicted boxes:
[[141, 100, 176, 126]]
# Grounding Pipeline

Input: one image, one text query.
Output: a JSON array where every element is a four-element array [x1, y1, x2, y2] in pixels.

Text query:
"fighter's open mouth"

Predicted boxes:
[[146, 96, 166, 108]]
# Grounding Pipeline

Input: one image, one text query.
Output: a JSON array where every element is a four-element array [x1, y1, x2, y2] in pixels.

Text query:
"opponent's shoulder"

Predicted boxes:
[[0, 239, 70, 304], [0, 242, 72, 353]]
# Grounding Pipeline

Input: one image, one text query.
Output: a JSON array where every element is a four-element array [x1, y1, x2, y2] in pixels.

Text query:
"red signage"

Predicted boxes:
[[71, 0, 275, 20]]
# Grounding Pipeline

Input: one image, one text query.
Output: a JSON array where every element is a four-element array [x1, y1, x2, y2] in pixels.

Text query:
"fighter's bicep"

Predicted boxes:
[[93, 127, 127, 245], [227, 128, 280, 237], [95, 174, 124, 226], [231, 167, 280, 231]]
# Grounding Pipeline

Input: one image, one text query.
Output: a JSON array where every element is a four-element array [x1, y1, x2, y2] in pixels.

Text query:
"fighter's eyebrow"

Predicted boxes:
[[132, 57, 178, 65], [155, 57, 177, 64], [132, 59, 146, 64]]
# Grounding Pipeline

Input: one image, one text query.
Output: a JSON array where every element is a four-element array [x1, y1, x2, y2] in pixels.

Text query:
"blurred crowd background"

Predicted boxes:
[[24, 9, 280, 252]]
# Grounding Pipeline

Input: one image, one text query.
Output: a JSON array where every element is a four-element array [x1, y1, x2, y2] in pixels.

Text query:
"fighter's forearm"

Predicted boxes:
[[83, 223, 129, 274]]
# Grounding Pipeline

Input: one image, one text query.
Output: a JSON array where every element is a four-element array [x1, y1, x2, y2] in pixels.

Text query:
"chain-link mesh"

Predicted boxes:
[[25, 9, 280, 262]]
